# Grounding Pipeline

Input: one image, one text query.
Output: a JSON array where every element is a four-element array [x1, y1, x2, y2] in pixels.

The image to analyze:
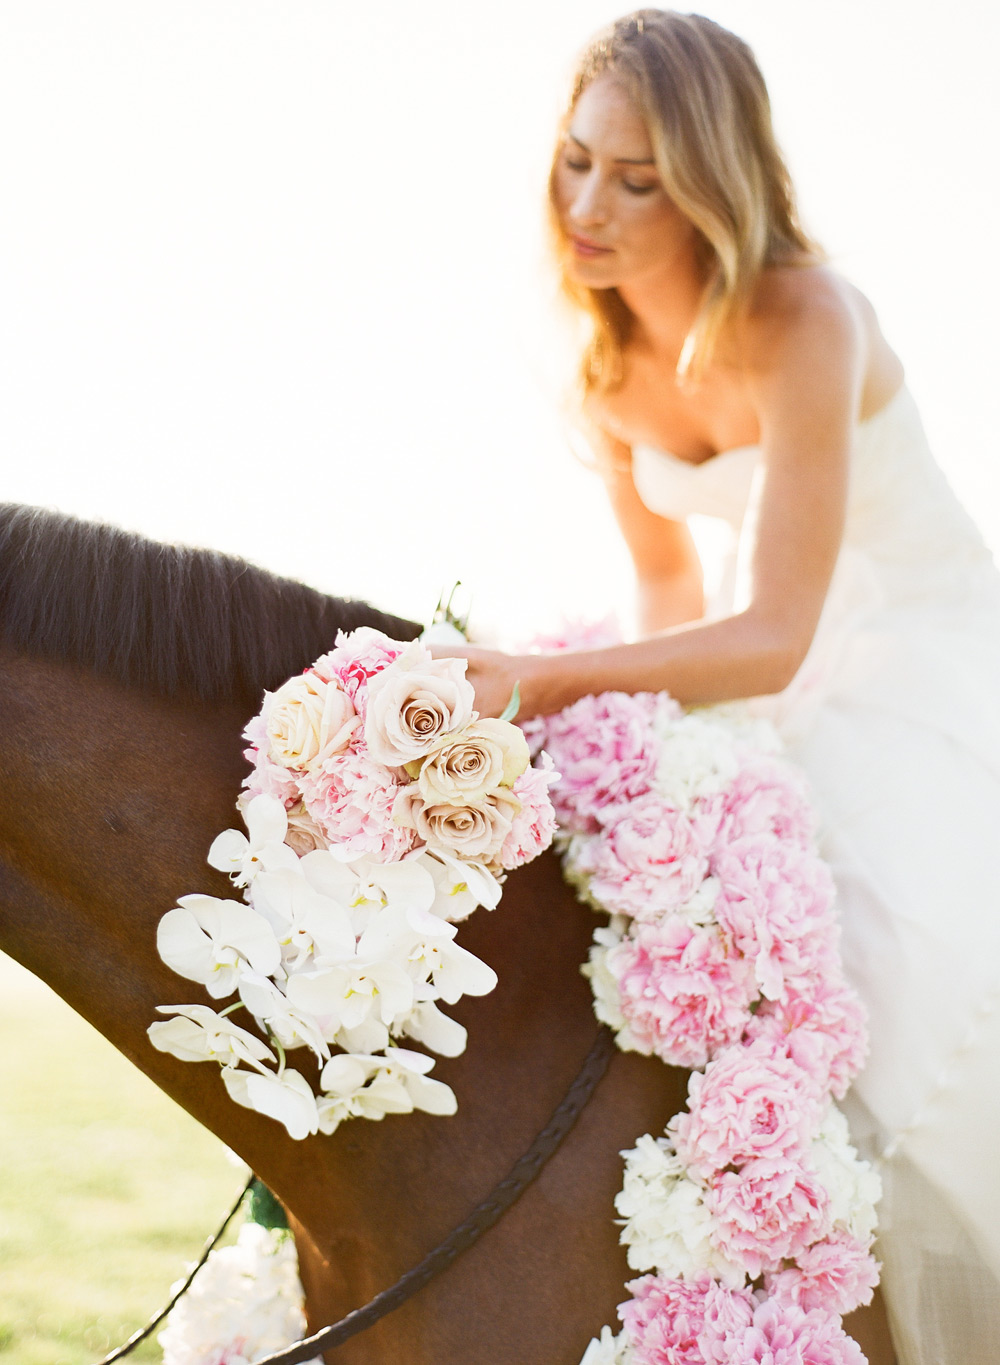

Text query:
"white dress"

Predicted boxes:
[[631, 385, 1000, 1365]]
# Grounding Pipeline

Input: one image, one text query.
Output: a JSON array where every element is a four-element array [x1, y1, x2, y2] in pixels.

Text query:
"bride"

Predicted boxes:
[[434, 11, 1000, 1365]]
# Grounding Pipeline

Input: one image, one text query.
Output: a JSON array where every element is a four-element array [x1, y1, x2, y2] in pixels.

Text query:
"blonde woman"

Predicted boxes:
[[434, 11, 1000, 1364]]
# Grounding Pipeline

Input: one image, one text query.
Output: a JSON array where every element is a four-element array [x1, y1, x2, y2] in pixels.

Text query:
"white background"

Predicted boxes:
[[2, 0, 997, 638]]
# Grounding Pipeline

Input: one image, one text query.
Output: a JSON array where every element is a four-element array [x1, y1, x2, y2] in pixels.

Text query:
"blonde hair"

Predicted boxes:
[[550, 9, 822, 390]]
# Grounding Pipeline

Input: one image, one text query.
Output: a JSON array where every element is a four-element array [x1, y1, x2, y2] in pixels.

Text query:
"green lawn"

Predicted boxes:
[[0, 953, 243, 1364]]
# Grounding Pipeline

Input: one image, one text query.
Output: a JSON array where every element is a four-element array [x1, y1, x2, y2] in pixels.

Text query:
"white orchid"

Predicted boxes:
[[248, 866, 355, 972], [147, 1004, 276, 1072], [284, 955, 415, 1053], [301, 846, 437, 912], [316, 1046, 456, 1133], [208, 793, 301, 888], [222, 1065, 320, 1141], [395, 1000, 467, 1057], [157, 895, 281, 999], [237, 971, 331, 1061], [425, 847, 503, 917]]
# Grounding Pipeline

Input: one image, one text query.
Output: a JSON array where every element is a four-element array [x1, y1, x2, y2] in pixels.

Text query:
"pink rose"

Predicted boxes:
[[670, 1040, 822, 1181], [612, 918, 757, 1069], [242, 731, 302, 810], [580, 794, 710, 921], [706, 1158, 832, 1277], [364, 649, 475, 766], [534, 692, 661, 833], [764, 1229, 880, 1317], [723, 1296, 866, 1365], [713, 836, 836, 1000], [393, 784, 520, 865]]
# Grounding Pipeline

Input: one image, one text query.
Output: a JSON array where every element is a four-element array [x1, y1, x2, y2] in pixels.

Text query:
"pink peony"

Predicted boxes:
[[723, 1296, 867, 1365], [698, 1281, 757, 1365], [312, 627, 406, 717], [713, 836, 836, 1001], [298, 750, 414, 862], [670, 1040, 822, 1181], [498, 755, 559, 870], [716, 758, 816, 850], [744, 974, 868, 1100], [612, 918, 757, 1069], [618, 1273, 712, 1365], [524, 614, 625, 654], [764, 1229, 880, 1317], [242, 734, 302, 810], [706, 1158, 832, 1277], [580, 795, 711, 921], [535, 692, 661, 833]]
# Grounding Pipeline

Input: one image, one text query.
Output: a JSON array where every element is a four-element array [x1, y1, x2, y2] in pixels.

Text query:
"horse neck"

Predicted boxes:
[[0, 646, 679, 1363]]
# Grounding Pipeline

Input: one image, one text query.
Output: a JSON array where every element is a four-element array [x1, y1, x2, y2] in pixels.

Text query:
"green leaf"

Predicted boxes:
[[245, 1178, 290, 1230], [499, 681, 521, 724]]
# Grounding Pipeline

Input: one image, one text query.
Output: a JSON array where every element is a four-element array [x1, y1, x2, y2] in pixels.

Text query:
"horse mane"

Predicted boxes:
[[0, 503, 421, 710]]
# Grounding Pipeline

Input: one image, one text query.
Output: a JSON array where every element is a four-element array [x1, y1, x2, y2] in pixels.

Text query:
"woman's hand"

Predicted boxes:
[[427, 643, 528, 719]]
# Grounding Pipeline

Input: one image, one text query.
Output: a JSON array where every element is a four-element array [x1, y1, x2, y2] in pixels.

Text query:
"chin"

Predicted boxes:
[[564, 255, 623, 291]]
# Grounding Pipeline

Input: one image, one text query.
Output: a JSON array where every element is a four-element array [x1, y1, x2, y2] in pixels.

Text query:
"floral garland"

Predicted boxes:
[[524, 658, 881, 1365], [151, 620, 880, 1365], [148, 627, 557, 1140]]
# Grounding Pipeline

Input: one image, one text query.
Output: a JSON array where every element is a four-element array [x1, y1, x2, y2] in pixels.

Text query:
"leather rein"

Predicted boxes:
[[95, 1025, 615, 1365]]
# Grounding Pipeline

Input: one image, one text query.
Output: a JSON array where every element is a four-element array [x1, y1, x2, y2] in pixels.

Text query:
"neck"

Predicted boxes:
[[616, 246, 706, 363]]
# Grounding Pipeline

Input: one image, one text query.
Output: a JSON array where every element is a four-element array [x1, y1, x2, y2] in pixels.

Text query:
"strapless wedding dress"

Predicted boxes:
[[632, 386, 1000, 1365]]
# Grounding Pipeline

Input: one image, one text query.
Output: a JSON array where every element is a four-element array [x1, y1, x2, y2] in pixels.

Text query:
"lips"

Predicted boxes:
[[570, 235, 613, 259]]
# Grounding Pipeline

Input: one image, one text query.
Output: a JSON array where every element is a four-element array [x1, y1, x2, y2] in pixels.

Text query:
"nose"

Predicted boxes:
[[567, 169, 609, 229]]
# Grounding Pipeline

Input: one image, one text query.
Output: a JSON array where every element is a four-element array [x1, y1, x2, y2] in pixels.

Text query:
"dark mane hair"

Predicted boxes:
[[0, 504, 421, 710]]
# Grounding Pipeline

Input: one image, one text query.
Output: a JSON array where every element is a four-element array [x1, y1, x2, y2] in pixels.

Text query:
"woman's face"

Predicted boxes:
[[552, 73, 697, 292]]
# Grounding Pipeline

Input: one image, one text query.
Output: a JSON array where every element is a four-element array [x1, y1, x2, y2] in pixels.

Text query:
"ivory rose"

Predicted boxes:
[[416, 718, 530, 805], [364, 648, 476, 765], [264, 671, 358, 771], [394, 785, 520, 863]]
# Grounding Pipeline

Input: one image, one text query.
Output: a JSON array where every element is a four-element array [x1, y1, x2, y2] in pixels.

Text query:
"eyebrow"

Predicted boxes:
[[566, 132, 656, 166]]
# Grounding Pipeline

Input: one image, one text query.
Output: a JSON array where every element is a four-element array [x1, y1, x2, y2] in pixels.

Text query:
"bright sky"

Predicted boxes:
[[2, 0, 997, 639]]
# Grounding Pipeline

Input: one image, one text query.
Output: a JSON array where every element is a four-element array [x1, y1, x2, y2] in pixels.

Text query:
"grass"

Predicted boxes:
[[0, 952, 243, 1364]]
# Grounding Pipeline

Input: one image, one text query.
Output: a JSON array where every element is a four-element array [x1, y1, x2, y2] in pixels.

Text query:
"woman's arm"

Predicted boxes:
[[596, 430, 706, 633], [441, 278, 864, 717]]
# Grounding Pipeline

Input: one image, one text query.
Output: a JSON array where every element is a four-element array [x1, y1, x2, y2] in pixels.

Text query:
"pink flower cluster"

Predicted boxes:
[[533, 683, 878, 1361], [621, 1274, 868, 1365], [242, 627, 556, 873]]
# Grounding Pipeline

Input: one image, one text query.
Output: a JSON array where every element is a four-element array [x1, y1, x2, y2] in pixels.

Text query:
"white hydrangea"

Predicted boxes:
[[579, 1324, 634, 1365], [650, 709, 742, 810], [615, 1134, 745, 1287], [808, 1103, 882, 1242], [581, 921, 628, 1034], [158, 1222, 322, 1365], [675, 876, 721, 926]]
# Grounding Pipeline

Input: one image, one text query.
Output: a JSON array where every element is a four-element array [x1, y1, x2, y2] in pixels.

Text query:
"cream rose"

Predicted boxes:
[[265, 672, 359, 771], [416, 719, 530, 806], [364, 654, 475, 766], [393, 785, 520, 863], [284, 801, 330, 855]]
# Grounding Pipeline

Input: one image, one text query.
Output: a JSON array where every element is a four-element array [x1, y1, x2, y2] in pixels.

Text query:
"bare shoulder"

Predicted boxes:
[[738, 265, 903, 412]]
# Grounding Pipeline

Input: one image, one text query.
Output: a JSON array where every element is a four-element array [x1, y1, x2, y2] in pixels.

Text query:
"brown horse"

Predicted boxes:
[[0, 503, 894, 1364], [0, 503, 685, 1364]]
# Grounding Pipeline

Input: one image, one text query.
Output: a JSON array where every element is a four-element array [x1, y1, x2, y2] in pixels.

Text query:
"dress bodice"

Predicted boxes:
[[632, 384, 1000, 752], [631, 385, 993, 599]]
